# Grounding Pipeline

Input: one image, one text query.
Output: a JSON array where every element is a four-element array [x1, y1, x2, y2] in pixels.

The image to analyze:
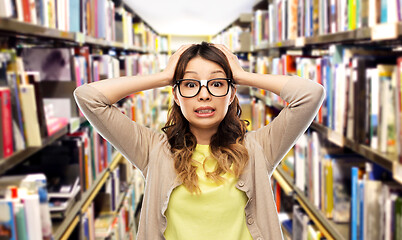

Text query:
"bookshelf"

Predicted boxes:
[[53, 152, 122, 239], [274, 167, 349, 240], [229, 0, 402, 238], [212, 13, 253, 53], [250, 89, 398, 172], [252, 23, 402, 51], [0, 1, 166, 238], [0, 117, 87, 175], [0, 18, 146, 52]]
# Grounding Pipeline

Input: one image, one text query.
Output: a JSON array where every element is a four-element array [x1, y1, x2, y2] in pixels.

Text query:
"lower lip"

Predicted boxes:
[[195, 110, 215, 117]]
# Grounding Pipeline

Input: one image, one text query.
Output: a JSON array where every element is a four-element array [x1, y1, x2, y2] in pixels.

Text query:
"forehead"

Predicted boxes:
[[185, 56, 225, 74]]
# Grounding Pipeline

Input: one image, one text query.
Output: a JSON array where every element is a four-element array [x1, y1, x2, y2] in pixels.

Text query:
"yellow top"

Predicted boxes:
[[164, 144, 252, 240]]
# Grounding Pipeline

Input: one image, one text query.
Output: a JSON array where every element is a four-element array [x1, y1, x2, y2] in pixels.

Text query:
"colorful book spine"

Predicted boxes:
[[0, 87, 14, 158], [0, 200, 17, 240], [351, 167, 359, 240]]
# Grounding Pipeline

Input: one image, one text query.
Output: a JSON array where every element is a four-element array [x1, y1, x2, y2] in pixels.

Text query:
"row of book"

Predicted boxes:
[[282, 130, 402, 239], [0, 124, 147, 239], [249, 46, 402, 158], [0, 173, 53, 239], [212, 26, 252, 53], [0, 49, 75, 157], [292, 205, 325, 240], [90, 168, 144, 239], [0, 46, 168, 159], [237, 93, 272, 132], [252, 0, 401, 46], [0, 0, 168, 52], [270, 178, 325, 240], [117, 85, 171, 132]]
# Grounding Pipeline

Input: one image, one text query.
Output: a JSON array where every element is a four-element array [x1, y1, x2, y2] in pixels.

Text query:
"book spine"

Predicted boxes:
[[380, 0, 388, 23], [0, 200, 17, 240], [22, 194, 43, 239], [19, 84, 42, 147], [15, 202, 28, 240], [397, 58, 402, 164], [0, 88, 14, 158], [349, 0, 357, 29], [22, 0, 31, 22], [351, 167, 359, 240], [396, 197, 402, 240]]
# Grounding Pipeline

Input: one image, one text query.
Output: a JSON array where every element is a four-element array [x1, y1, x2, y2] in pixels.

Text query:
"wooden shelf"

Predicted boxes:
[[274, 167, 349, 240], [0, 18, 145, 52], [0, 117, 88, 175], [0, 125, 68, 175], [309, 122, 397, 172], [0, 18, 76, 41], [253, 23, 402, 50], [53, 152, 124, 240]]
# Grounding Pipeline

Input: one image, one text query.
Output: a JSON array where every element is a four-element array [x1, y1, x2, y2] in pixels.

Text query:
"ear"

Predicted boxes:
[[229, 86, 237, 105], [172, 87, 180, 106]]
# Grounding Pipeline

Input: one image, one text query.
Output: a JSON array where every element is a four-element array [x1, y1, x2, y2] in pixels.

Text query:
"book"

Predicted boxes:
[[22, 194, 43, 239], [6, 72, 26, 153], [377, 64, 397, 154], [0, 200, 17, 240], [362, 179, 382, 240], [19, 84, 42, 147], [396, 197, 402, 240], [26, 71, 49, 139], [0, 87, 14, 158], [0, 0, 14, 17], [292, 205, 309, 240], [397, 57, 402, 164], [331, 155, 365, 223], [94, 212, 115, 238], [350, 166, 361, 240]]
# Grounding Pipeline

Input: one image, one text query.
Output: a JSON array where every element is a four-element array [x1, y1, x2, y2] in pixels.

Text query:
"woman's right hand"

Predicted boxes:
[[162, 44, 193, 86]]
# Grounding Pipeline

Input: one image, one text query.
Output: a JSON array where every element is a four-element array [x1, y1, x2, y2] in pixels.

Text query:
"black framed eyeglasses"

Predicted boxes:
[[174, 78, 233, 98]]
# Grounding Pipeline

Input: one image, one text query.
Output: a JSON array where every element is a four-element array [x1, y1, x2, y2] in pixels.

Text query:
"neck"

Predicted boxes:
[[190, 126, 217, 145]]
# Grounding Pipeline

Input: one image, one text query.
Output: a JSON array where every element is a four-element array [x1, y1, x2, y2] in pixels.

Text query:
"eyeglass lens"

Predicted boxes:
[[179, 79, 229, 97]]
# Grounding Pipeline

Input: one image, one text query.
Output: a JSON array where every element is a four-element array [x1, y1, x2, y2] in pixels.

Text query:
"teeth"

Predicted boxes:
[[197, 109, 213, 114]]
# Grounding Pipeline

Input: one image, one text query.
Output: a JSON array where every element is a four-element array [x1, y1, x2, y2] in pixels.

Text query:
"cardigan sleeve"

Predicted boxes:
[[73, 84, 164, 174], [248, 75, 325, 173]]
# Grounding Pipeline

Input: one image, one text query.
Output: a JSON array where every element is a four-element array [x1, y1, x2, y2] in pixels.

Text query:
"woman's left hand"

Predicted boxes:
[[213, 44, 246, 85]]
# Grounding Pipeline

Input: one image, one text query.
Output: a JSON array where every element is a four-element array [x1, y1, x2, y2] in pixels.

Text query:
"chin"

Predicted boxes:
[[191, 119, 221, 130]]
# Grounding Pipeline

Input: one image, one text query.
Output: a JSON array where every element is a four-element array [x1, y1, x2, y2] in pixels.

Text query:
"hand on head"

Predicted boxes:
[[162, 44, 193, 85], [211, 44, 245, 85]]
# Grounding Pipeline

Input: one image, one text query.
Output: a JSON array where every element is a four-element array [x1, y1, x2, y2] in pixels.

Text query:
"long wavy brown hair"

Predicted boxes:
[[162, 42, 249, 194]]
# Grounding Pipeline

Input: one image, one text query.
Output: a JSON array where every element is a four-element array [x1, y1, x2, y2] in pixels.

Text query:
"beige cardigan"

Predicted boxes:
[[74, 75, 325, 240]]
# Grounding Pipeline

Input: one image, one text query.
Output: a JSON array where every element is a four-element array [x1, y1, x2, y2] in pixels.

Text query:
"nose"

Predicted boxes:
[[198, 85, 211, 101]]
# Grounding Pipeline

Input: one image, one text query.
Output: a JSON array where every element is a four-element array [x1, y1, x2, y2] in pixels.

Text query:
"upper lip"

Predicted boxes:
[[195, 106, 215, 112]]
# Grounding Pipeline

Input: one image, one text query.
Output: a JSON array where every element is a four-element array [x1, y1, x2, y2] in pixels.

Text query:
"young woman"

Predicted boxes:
[[74, 42, 325, 240]]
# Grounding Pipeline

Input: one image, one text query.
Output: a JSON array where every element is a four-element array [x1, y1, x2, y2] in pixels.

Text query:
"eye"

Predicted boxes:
[[185, 82, 197, 88], [210, 80, 225, 88]]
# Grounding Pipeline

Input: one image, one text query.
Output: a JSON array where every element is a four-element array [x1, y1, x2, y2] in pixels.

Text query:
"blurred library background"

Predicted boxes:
[[0, 0, 402, 239]]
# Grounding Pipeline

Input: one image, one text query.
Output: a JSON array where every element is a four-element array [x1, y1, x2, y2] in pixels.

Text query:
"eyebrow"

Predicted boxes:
[[184, 70, 226, 75]]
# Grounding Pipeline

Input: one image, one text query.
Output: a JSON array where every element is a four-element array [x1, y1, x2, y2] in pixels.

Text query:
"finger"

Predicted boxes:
[[213, 44, 234, 57], [175, 44, 193, 54], [213, 43, 230, 52]]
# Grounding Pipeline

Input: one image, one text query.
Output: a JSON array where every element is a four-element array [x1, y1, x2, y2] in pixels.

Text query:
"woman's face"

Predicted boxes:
[[173, 56, 236, 133]]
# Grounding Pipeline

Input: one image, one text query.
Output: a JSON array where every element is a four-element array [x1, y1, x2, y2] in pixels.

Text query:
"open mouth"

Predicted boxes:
[[194, 107, 216, 116], [195, 109, 215, 114]]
